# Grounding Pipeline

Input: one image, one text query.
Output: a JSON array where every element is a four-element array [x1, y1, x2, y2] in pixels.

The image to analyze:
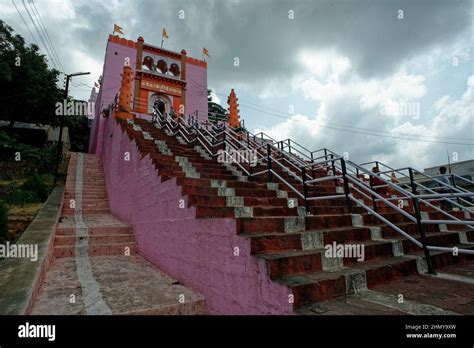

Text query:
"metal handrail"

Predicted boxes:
[[357, 160, 474, 213], [145, 107, 474, 272]]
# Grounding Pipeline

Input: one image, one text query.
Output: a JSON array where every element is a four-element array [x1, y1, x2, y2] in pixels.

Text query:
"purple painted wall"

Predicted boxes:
[[100, 117, 294, 314], [89, 40, 137, 154], [185, 63, 208, 122]]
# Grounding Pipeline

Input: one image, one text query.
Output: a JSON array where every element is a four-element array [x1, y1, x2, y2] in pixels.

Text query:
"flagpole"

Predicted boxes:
[[161, 38, 164, 48]]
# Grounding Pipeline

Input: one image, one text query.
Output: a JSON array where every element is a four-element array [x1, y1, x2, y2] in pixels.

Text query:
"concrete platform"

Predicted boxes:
[[371, 266, 474, 315], [30, 255, 207, 315]]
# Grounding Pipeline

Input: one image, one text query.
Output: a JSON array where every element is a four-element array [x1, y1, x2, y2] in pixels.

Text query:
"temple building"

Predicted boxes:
[[89, 34, 208, 153]]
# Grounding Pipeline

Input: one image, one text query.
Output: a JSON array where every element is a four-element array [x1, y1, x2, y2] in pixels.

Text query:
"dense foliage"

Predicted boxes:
[[0, 130, 56, 172], [0, 20, 62, 128], [0, 200, 7, 241], [207, 89, 228, 123]]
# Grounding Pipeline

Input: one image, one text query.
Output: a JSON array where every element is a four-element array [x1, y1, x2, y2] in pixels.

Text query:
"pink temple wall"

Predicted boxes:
[[185, 63, 208, 122], [100, 117, 294, 314], [89, 41, 137, 154]]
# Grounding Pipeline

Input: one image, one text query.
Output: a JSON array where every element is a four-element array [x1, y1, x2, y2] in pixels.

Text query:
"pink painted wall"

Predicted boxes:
[[89, 41, 137, 154], [100, 117, 294, 314], [185, 63, 208, 122]]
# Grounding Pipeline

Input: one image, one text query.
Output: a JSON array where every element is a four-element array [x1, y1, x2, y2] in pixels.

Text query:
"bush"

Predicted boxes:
[[22, 174, 48, 202], [0, 130, 56, 178], [0, 200, 7, 241], [5, 182, 38, 206]]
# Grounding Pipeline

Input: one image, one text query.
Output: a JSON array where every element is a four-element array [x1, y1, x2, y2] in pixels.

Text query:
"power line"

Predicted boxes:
[[25, 0, 61, 71], [236, 99, 474, 142], [188, 105, 473, 146], [234, 104, 474, 146], [186, 77, 473, 143], [21, 0, 59, 70], [11, 0, 39, 47], [30, 0, 65, 72]]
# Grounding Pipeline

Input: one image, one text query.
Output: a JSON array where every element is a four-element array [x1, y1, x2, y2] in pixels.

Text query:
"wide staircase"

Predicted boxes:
[[31, 152, 206, 315], [119, 116, 474, 314], [54, 154, 137, 258]]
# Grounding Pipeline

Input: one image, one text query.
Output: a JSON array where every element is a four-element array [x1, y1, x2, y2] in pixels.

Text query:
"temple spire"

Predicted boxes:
[[227, 88, 240, 128], [116, 65, 133, 119]]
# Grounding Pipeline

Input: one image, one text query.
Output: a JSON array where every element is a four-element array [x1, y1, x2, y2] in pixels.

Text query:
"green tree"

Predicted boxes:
[[0, 200, 7, 241], [0, 20, 62, 128], [207, 89, 228, 123]]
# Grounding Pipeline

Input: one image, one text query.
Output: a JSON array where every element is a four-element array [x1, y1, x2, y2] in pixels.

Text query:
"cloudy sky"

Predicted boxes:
[[2, 0, 473, 169]]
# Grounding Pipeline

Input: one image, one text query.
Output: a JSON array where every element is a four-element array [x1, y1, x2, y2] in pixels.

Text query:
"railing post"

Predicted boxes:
[[267, 143, 273, 183], [288, 140, 292, 154], [369, 176, 378, 213], [340, 158, 353, 214], [223, 131, 226, 153], [248, 161, 253, 182], [375, 161, 380, 170], [331, 154, 338, 186], [211, 128, 215, 157], [451, 174, 461, 205], [310, 152, 315, 180], [323, 149, 328, 161], [302, 166, 310, 211], [409, 168, 435, 275]]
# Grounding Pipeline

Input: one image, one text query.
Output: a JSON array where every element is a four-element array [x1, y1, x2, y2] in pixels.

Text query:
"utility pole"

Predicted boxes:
[[54, 71, 90, 185], [446, 150, 452, 174]]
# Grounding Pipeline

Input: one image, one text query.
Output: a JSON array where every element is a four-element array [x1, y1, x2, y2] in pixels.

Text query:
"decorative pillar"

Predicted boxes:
[[180, 49, 187, 119], [133, 36, 144, 112], [228, 88, 240, 128], [115, 65, 133, 119]]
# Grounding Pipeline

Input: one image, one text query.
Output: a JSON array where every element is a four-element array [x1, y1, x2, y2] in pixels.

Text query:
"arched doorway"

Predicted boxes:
[[154, 100, 166, 115], [148, 93, 172, 115]]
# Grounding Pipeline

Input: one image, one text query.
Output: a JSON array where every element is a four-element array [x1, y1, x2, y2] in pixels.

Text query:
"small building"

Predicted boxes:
[[89, 34, 208, 154], [424, 159, 474, 190], [0, 121, 70, 148]]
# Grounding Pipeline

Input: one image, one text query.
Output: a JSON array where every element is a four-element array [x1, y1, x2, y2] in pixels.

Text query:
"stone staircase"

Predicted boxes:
[[53, 154, 138, 258], [31, 152, 206, 315], [120, 117, 474, 314]]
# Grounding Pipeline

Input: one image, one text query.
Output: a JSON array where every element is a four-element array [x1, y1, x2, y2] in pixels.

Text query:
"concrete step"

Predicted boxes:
[[54, 242, 138, 258]]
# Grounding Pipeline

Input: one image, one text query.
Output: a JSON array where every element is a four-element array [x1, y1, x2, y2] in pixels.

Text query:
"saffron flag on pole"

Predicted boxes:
[[203, 47, 211, 58], [162, 28, 169, 39], [113, 24, 124, 35]]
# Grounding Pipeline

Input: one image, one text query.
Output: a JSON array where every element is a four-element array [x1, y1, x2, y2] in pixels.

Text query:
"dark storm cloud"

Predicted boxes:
[[46, 0, 471, 90]]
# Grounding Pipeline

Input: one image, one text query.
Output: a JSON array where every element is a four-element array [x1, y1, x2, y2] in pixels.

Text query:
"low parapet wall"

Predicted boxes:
[[99, 117, 293, 314], [0, 186, 64, 314]]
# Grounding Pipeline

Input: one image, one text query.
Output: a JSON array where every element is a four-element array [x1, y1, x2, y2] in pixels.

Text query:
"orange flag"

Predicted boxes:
[[162, 28, 169, 39], [203, 47, 211, 58], [113, 24, 123, 35]]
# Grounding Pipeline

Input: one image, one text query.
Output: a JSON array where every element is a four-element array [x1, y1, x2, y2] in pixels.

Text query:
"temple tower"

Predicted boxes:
[[228, 89, 240, 128]]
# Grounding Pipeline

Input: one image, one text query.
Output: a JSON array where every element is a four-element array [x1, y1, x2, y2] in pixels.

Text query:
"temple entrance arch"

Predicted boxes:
[[148, 92, 172, 115]]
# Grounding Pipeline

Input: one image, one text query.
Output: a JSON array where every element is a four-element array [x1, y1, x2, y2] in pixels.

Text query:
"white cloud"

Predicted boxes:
[[209, 90, 221, 104], [299, 50, 351, 81], [255, 49, 473, 169]]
